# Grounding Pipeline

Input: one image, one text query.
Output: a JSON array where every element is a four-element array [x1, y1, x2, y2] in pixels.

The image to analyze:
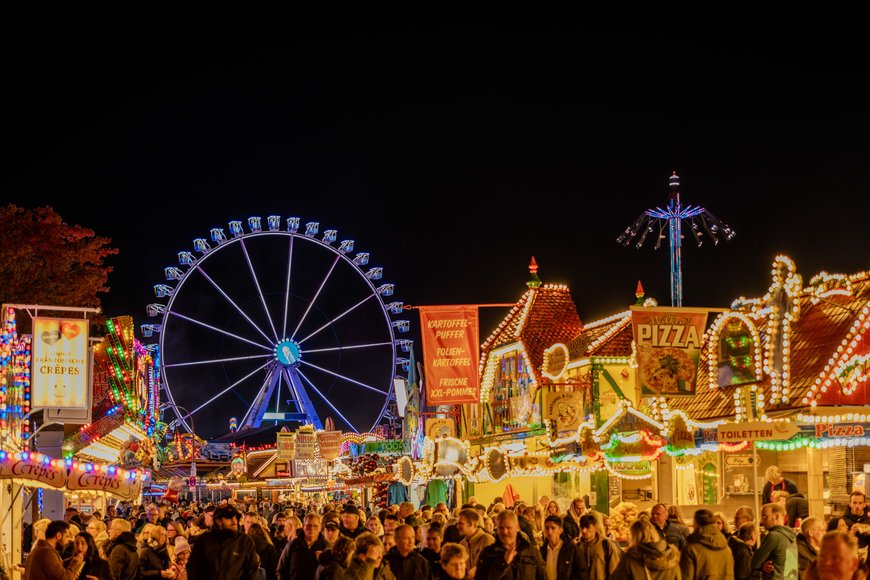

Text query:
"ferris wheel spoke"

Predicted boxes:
[[163, 353, 273, 369], [240, 239, 280, 342], [290, 254, 342, 341], [167, 311, 272, 351], [297, 369, 360, 433], [299, 360, 388, 395], [304, 341, 394, 354], [188, 267, 276, 345], [186, 360, 273, 418], [297, 293, 377, 345], [282, 235, 295, 339]]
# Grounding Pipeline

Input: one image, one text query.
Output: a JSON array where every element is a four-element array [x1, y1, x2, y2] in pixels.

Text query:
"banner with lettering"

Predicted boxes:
[[0, 453, 67, 489], [295, 431, 316, 460], [316, 430, 342, 461], [276, 431, 296, 461], [419, 305, 480, 405], [631, 307, 709, 397], [32, 317, 89, 410], [66, 467, 142, 500]]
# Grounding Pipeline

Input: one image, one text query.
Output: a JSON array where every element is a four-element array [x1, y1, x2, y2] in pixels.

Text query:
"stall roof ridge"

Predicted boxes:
[[480, 285, 583, 385], [569, 311, 633, 359]]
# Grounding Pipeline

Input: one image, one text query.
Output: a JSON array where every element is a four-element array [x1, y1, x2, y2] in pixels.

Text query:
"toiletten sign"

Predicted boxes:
[[631, 307, 708, 397], [32, 317, 89, 410], [419, 306, 480, 405]]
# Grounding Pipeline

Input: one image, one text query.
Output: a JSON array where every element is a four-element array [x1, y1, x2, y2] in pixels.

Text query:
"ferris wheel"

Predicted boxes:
[[143, 216, 411, 439]]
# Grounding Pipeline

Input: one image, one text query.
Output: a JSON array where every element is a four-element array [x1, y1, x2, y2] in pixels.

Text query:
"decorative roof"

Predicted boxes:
[[669, 266, 870, 420], [568, 312, 633, 359], [481, 283, 584, 385]]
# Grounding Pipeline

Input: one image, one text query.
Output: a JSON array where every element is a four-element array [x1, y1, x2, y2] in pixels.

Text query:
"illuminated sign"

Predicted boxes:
[[32, 318, 89, 410]]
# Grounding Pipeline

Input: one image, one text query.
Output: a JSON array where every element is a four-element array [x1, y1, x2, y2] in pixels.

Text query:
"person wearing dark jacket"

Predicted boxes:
[[680, 509, 735, 580], [796, 517, 825, 579], [277, 514, 328, 580], [752, 503, 798, 580], [476, 510, 546, 580], [612, 519, 680, 580], [249, 523, 279, 580], [540, 516, 581, 580], [729, 522, 758, 580], [138, 525, 173, 579], [786, 494, 810, 527], [64, 532, 111, 580], [651, 504, 688, 551], [576, 514, 621, 580], [187, 505, 260, 580], [384, 524, 431, 580], [24, 520, 85, 580], [316, 535, 356, 580], [106, 519, 140, 580], [762, 467, 800, 505], [562, 499, 586, 542]]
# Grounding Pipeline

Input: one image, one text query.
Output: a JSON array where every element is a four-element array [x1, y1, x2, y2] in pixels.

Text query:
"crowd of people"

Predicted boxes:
[[18, 485, 870, 580]]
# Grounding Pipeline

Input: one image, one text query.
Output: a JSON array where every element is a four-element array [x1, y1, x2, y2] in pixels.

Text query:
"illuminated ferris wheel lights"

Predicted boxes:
[[397, 357, 410, 372], [210, 228, 227, 244], [178, 252, 196, 265], [164, 267, 185, 281], [267, 215, 282, 231], [146, 304, 165, 317], [396, 339, 413, 352], [377, 284, 395, 297], [286, 217, 300, 232], [140, 324, 161, 338], [366, 267, 383, 280], [229, 221, 244, 237], [391, 320, 410, 332], [193, 238, 211, 254], [386, 302, 404, 314], [247, 217, 262, 233], [322, 229, 337, 244], [305, 222, 319, 236], [154, 284, 173, 298], [353, 253, 370, 266], [338, 240, 355, 254]]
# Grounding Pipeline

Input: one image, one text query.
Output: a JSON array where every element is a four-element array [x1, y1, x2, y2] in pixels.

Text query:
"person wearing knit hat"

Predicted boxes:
[[171, 536, 191, 580]]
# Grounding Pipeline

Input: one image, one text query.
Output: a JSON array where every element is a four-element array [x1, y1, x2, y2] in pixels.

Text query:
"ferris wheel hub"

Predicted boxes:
[[274, 339, 302, 367]]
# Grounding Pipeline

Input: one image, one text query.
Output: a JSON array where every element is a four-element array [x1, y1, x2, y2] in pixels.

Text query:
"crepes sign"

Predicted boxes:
[[66, 468, 142, 500], [631, 307, 709, 397]]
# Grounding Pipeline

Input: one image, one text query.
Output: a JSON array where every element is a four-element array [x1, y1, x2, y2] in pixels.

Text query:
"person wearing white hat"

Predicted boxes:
[[171, 536, 191, 580]]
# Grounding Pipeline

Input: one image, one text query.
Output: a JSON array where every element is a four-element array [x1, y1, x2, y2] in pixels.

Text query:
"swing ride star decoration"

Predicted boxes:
[[617, 172, 735, 307]]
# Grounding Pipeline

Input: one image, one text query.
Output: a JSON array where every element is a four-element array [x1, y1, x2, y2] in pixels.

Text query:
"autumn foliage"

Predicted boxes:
[[0, 204, 118, 309]]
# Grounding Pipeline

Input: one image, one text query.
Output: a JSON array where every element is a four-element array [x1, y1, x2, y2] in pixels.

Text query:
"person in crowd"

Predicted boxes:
[[844, 490, 870, 549], [458, 507, 495, 576], [166, 521, 187, 559], [398, 503, 422, 527], [475, 509, 547, 580], [66, 532, 111, 580], [828, 518, 850, 532], [367, 515, 385, 538], [138, 525, 174, 579], [248, 523, 279, 580], [666, 506, 691, 538], [515, 506, 537, 546], [323, 517, 344, 549], [107, 518, 140, 580], [60, 523, 80, 560], [340, 505, 366, 539], [546, 501, 560, 518], [483, 516, 495, 535], [771, 491, 792, 527], [435, 542, 468, 580], [798, 517, 825, 578], [384, 524, 430, 580], [601, 516, 618, 543], [171, 537, 191, 580], [345, 532, 394, 580], [651, 504, 688, 551], [316, 534, 356, 580], [680, 509, 735, 580], [276, 512, 327, 580], [576, 512, 620, 580], [526, 506, 545, 547], [382, 532, 396, 553], [276, 515, 302, 554], [86, 518, 109, 547], [714, 511, 733, 538], [420, 524, 444, 568], [804, 530, 867, 580], [762, 467, 800, 505], [186, 505, 260, 580], [24, 520, 85, 580], [752, 502, 797, 580], [541, 515, 581, 580], [786, 492, 810, 529], [733, 507, 755, 531], [730, 522, 757, 580], [383, 513, 400, 535], [612, 518, 679, 580]]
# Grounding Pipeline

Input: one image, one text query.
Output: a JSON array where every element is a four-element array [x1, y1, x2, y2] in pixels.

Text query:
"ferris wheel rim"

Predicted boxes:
[[156, 227, 400, 435]]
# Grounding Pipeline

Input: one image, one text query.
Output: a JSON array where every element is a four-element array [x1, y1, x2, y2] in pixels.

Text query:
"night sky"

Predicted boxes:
[[3, 38, 869, 435]]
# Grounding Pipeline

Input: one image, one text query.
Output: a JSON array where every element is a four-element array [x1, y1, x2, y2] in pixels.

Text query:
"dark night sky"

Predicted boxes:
[[2, 35, 869, 434]]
